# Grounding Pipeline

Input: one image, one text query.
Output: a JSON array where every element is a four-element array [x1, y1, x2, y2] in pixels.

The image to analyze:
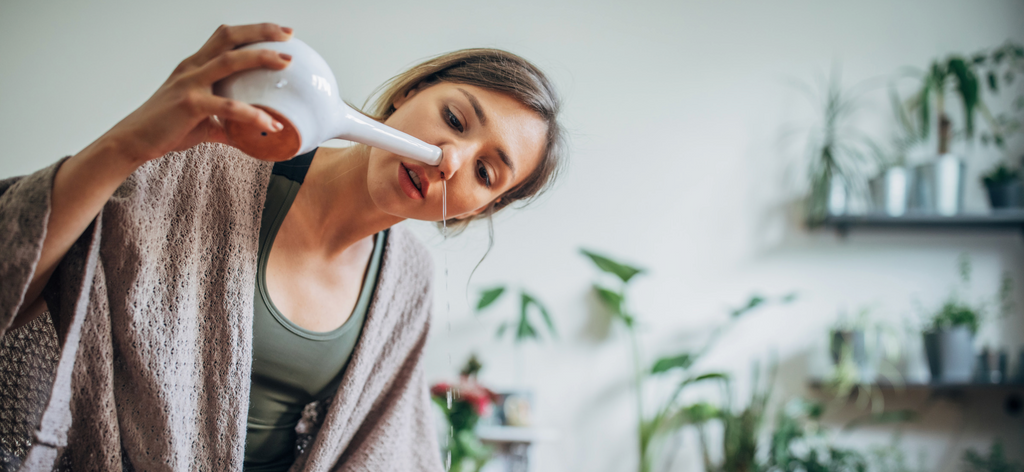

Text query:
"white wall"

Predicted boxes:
[[2, 1, 1022, 471]]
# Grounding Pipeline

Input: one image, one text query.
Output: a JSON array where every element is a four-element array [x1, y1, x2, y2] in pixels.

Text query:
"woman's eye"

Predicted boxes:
[[445, 107, 464, 132], [477, 161, 492, 188]]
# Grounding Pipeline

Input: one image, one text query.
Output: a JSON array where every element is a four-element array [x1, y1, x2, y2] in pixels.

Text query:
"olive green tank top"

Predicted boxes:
[[244, 151, 386, 471]]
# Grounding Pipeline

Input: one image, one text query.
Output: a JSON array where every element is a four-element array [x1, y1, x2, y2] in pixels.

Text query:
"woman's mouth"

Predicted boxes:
[[399, 163, 427, 200]]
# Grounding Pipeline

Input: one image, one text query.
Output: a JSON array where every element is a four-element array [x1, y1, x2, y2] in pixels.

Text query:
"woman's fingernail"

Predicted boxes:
[[281, 26, 293, 34], [279, 53, 292, 61], [273, 121, 284, 131]]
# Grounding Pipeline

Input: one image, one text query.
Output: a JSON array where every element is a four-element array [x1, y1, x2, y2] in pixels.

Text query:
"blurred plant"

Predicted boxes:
[[795, 66, 883, 225], [901, 42, 1024, 156], [962, 441, 1024, 472], [674, 365, 775, 472], [763, 398, 869, 472], [580, 246, 797, 472], [431, 355, 497, 472], [474, 286, 556, 343], [925, 253, 1015, 336], [826, 307, 905, 413], [865, 432, 928, 472], [982, 158, 1022, 187], [973, 42, 1024, 149]]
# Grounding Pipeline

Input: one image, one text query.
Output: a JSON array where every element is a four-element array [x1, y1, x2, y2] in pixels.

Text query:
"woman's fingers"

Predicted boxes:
[[197, 94, 283, 133], [183, 23, 292, 72], [188, 47, 292, 87]]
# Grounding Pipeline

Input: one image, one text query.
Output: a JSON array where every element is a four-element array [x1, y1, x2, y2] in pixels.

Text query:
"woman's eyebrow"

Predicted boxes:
[[457, 87, 516, 178], [457, 87, 487, 125]]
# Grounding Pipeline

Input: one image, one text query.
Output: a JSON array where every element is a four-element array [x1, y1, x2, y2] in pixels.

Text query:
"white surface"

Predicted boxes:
[[3, 1, 1023, 471], [476, 426, 560, 444]]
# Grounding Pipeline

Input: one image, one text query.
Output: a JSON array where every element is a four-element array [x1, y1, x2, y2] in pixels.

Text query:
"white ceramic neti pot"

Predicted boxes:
[[213, 38, 442, 165]]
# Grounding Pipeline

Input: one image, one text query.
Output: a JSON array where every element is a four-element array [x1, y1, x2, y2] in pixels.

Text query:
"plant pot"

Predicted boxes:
[[828, 175, 849, 216], [984, 179, 1024, 209], [869, 167, 910, 216], [830, 329, 878, 382], [923, 327, 975, 383], [910, 155, 966, 216]]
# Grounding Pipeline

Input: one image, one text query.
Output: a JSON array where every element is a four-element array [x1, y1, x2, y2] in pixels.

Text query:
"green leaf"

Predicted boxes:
[[476, 286, 505, 311], [593, 285, 623, 315], [948, 57, 980, 136], [730, 294, 766, 318], [523, 291, 557, 339], [988, 71, 998, 92], [516, 294, 540, 342], [495, 322, 509, 339], [651, 353, 697, 374], [580, 248, 643, 283]]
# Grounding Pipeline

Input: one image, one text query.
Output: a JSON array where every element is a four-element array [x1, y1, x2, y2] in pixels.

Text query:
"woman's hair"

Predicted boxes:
[[362, 48, 567, 234]]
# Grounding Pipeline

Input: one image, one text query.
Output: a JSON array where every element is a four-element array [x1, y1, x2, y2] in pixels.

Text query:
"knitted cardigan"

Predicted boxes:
[[0, 143, 443, 471]]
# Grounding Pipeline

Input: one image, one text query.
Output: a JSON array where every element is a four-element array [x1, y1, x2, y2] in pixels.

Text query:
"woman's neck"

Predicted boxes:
[[287, 145, 404, 258]]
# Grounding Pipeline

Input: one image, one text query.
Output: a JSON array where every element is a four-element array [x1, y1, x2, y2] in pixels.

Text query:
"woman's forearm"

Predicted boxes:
[[12, 136, 142, 329]]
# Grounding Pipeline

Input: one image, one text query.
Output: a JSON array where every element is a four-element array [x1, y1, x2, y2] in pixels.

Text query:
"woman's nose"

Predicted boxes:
[[436, 146, 466, 180]]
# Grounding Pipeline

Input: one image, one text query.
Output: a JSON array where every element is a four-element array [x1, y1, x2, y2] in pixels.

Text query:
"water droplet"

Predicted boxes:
[[447, 389, 453, 409], [274, 79, 288, 88]]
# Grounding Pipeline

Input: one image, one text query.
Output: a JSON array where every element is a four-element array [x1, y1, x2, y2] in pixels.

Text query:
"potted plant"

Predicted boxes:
[[870, 85, 923, 216], [431, 354, 497, 472], [922, 254, 986, 384], [795, 67, 882, 224], [581, 247, 797, 472], [903, 43, 1022, 215], [826, 307, 906, 412], [982, 159, 1024, 209], [976, 42, 1024, 210]]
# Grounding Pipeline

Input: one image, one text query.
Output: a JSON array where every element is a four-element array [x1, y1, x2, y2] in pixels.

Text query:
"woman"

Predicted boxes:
[[0, 23, 564, 471]]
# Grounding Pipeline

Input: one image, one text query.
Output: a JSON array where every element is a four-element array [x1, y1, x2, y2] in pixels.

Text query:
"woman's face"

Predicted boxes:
[[366, 82, 547, 222]]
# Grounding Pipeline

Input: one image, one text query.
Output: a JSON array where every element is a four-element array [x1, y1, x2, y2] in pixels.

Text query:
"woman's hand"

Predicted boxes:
[[104, 23, 294, 165], [9, 23, 294, 331]]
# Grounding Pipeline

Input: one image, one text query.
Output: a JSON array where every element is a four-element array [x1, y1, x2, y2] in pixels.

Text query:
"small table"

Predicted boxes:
[[475, 426, 559, 472]]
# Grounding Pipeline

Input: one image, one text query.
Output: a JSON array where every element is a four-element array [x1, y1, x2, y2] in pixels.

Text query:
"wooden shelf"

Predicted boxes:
[[819, 210, 1024, 237]]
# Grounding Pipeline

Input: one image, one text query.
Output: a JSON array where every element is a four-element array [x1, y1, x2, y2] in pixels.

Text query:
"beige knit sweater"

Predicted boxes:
[[0, 143, 443, 471]]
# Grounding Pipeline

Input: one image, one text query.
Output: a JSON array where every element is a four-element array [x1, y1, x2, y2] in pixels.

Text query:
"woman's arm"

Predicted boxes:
[[10, 23, 295, 330]]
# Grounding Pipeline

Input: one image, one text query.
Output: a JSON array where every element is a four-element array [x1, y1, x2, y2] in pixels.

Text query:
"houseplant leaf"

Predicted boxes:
[[650, 353, 697, 375], [523, 291, 557, 339], [580, 249, 643, 283], [476, 286, 506, 311], [593, 284, 623, 315]]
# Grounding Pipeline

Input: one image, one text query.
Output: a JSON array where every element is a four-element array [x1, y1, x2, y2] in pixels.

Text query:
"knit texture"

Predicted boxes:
[[0, 143, 443, 471]]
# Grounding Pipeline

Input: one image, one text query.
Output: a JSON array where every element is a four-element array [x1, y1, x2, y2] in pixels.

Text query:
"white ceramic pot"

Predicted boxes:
[[869, 166, 910, 216], [910, 154, 965, 216], [213, 38, 442, 165]]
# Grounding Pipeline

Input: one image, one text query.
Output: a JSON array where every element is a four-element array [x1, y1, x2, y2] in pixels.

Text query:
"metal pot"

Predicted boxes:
[[869, 166, 910, 216], [985, 179, 1024, 209], [923, 326, 975, 383], [910, 155, 966, 216]]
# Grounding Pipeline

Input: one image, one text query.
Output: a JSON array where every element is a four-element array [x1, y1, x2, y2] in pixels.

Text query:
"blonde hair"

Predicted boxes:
[[361, 48, 567, 233]]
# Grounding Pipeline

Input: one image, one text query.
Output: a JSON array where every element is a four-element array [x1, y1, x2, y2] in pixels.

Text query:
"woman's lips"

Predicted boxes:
[[399, 163, 425, 200]]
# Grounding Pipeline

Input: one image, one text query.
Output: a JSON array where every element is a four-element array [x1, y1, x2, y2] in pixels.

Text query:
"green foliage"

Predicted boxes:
[[476, 286, 505, 310], [581, 248, 644, 283], [796, 67, 882, 225], [765, 398, 868, 472], [475, 285, 557, 344], [982, 161, 1021, 186], [962, 441, 1024, 472], [930, 299, 981, 334], [431, 396, 492, 472]]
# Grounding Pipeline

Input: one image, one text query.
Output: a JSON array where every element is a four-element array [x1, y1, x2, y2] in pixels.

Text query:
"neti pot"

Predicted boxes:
[[213, 37, 442, 166]]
